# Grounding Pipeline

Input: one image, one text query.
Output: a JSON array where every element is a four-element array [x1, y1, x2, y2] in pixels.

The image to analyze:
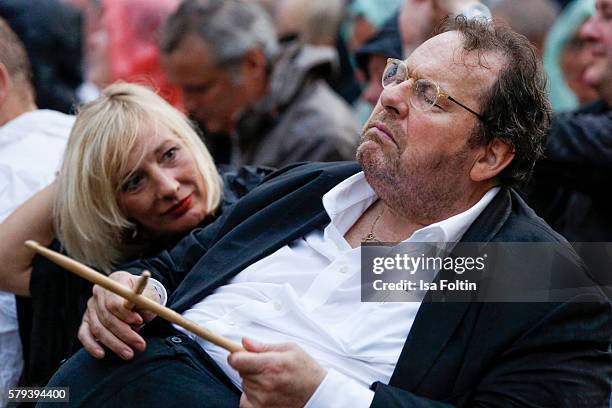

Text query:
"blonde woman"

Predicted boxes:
[[0, 82, 270, 385]]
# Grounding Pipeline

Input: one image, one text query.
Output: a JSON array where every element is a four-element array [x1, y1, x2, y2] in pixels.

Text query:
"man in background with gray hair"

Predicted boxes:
[[160, 0, 359, 167]]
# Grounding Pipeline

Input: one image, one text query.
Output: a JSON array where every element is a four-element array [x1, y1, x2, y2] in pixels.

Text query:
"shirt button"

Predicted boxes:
[[273, 300, 282, 310], [339, 266, 348, 274]]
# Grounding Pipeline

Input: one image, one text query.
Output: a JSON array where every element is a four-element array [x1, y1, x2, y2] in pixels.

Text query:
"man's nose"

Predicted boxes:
[[379, 81, 411, 118], [579, 15, 600, 43]]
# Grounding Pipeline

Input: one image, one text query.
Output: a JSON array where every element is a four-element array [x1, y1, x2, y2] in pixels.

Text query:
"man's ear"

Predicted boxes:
[[239, 48, 267, 83], [0, 64, 10, 107], [469, 138, 515, 182]]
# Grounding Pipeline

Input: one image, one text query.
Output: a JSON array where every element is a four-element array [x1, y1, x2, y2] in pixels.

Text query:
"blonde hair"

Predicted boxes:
[[55, 82, 222, 272]]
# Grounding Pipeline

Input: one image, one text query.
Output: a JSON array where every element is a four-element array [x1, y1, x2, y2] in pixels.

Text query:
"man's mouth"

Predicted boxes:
[[366, 122, 398, 147], [164, 195, 193, 217], [588, 43, 607, 58]]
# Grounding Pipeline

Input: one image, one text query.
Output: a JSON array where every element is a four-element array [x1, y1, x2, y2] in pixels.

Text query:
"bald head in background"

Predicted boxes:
[[491, 0, 560, 54]]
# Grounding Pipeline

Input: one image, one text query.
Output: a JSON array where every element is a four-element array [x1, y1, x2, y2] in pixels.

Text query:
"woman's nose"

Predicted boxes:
[[155, 169, 180, 199]]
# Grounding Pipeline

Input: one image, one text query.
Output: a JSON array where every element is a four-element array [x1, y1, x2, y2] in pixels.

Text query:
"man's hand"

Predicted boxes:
[[228, 338, 326, 408], [78, 271, 160, 360]]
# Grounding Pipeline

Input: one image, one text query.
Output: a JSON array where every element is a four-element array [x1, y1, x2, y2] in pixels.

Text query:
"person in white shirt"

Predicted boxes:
[[0, 17, 74, 406], [47, 16, 610, 408]]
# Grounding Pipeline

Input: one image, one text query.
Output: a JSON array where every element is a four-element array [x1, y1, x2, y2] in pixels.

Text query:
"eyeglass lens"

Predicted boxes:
[[382, 60, 440, 111]]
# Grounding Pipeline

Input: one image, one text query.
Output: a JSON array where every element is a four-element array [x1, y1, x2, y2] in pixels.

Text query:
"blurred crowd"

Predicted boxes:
[[1, 0, 603, 161], [0, 0, 611, 405]]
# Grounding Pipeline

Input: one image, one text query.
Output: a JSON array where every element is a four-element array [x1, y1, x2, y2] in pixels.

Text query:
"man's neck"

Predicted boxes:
[[345, 182, 496, 247], [388, 181, 496, 242], [0, 99, 36, 127]]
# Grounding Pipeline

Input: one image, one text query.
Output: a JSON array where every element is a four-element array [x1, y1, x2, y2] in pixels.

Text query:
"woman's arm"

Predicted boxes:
[[0, 182, 56, 296]]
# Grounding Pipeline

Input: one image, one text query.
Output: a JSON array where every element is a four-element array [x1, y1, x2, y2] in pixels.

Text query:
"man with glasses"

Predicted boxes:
[[48, 17, 610, 408], [381, 57, 484, 118]]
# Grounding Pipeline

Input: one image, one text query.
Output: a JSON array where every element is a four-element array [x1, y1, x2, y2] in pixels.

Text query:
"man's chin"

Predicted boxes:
[[583, 61, 609, 89], [356, 139, 377, 161], [356, 141, 388, 171]]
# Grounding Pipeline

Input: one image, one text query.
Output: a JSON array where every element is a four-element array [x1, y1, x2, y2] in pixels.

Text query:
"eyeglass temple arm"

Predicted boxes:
[[447, 96, 485, 121]]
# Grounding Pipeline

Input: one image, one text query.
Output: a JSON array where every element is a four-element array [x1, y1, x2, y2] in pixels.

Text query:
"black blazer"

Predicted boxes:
[[126, 162, 612, 407]]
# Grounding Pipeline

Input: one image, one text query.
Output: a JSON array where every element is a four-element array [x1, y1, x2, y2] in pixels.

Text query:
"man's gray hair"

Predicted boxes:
[[161, 0, 279, 65]]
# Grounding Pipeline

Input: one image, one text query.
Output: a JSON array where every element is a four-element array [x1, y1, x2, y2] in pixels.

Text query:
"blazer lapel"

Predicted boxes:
[[389, 188, 512, 391]]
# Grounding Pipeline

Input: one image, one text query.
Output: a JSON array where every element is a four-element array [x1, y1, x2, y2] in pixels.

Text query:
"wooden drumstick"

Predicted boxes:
[[124, 270, 150, 309], [24, 240, 243, 353]]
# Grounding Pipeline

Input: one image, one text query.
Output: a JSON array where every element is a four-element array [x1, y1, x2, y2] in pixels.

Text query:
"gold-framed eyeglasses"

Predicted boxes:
[[382, 58, 484, 121]]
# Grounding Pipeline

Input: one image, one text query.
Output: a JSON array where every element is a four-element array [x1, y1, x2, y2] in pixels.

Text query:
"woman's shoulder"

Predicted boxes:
[[217, 165, 276, 206]]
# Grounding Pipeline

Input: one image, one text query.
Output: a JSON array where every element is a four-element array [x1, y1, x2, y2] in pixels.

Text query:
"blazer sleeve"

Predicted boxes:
[[370, 296, 612, 407]]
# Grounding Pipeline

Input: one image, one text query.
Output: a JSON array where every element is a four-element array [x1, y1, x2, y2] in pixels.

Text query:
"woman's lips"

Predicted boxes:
[[165, 195, 193, 217]]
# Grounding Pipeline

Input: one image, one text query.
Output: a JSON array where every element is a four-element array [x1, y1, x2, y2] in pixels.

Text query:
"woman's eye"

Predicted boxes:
[[122, 174, 144, 192], [162, 147, 179, 161]]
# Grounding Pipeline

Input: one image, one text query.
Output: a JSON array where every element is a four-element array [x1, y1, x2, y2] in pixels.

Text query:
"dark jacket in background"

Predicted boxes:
[[236, 42, 360, 167], [0, 0, 82, 114], [329, 32, 362, 104], [16, 166, 272, 388], [354, 12, 402, 75], [526, 99, 612, 241]]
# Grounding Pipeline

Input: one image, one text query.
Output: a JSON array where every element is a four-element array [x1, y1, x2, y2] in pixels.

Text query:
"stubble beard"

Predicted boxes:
[[357, 120, 472, 224]]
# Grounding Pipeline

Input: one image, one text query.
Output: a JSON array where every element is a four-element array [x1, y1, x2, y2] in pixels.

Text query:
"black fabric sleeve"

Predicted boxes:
[[217, 164, 276, 205], [536, 106, 612, 192], [546, 109, 612, 168], [18, 240, 92, 386]]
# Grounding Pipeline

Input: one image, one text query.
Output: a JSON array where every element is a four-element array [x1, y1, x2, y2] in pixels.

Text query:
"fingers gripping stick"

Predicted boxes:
[[124, 270, 150, 309]]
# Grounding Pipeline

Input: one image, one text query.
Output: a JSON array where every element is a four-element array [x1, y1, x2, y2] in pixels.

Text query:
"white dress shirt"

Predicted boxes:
[[0, 110, 74, 406], [175, 172, 499, 406]]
